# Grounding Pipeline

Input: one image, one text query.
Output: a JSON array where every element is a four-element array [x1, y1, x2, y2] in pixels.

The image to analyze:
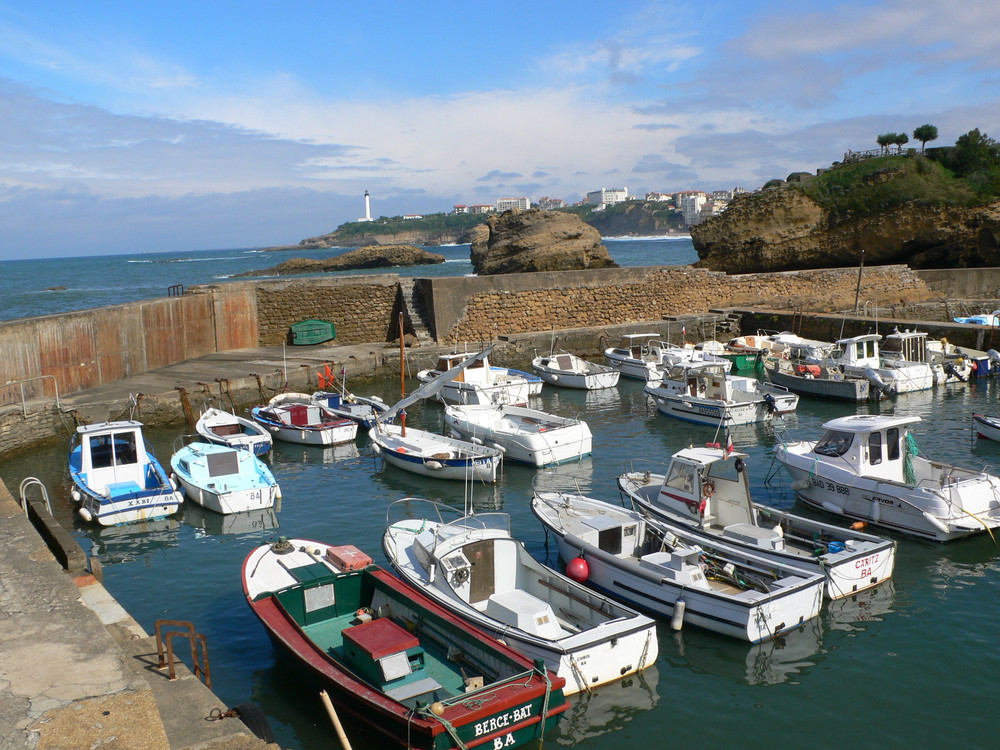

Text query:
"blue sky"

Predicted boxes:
[[1, 0, 998, 259]]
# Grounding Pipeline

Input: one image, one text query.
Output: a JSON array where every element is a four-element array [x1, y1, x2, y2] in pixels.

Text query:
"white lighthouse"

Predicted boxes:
[[358, 190, 373, 222]]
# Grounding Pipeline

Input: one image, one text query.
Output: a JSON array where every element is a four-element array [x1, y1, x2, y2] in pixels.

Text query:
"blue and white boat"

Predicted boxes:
[[170, 439, 280, 515], [311, 391, 388, 429], [195, 406, 272, 455], [69, 421, 183, 526]]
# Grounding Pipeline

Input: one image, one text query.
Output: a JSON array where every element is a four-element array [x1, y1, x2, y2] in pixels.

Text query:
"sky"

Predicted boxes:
[[1, 0, 999, 260]]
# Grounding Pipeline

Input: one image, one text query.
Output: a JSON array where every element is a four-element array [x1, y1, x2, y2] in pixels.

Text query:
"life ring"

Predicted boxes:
[[702, 480, 715, 498]]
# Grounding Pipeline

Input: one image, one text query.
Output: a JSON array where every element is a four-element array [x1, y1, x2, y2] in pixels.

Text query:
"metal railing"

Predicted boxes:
[[3, 375, 61, 415], [154, 619, 211, 688]]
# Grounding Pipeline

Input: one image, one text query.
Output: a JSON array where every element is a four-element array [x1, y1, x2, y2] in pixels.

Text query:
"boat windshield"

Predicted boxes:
[[664, 461, 696, 495], [435, 513, 511, 544], [813, 429, 854, 457]]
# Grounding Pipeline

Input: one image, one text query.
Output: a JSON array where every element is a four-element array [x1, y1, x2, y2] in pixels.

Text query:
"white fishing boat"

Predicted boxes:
[[68, 421, 183, 526], [169, 439, 279, 515], [763, 356, 879, 402], [828, 333, 936, 395], [443, 403, 592, 467], [250, 394, 359, 446], [311, 391, 388, 428], [195, 406, 273, 456], [643, 362, 797, 426], [880, 329, 965, 384], [490, 365, 544, 396], [530, 491, 824, 642], [658, 342, 733, 372], [776, 414, 1000, 541], [383, 499, 658, 696], [973, 413, 1000, 442], [370, 345, 503, 483], [603, 334, 673, 382], [617, 445, 896, 599], [531, 351, 620, 390], [417, 350, 531, 406]]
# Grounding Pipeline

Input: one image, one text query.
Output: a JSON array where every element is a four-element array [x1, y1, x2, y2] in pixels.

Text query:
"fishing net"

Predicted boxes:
[[904, 432, 919, 485]]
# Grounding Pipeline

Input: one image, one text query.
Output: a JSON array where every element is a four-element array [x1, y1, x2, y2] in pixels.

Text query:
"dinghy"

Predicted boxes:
[[195, 406, 272, 455], [251, 394, 358, 446], [531, 351, 620, 390]]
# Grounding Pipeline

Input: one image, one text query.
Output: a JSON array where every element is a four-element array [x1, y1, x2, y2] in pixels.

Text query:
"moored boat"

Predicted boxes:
[[776, 414, 1000, 541], [68, 420, 183, 526], [195, 406, 273, 455], [243, 538, 568, 750], [617, 445, 896, 599], [531, 491, 824, 642], [250, 394, 359, 446], [311, 391, 388, 428], [170, 439, 279, 515], [603, 334, 672, 382], [531, 351, 620, 390], [383, 499, 659, 695], [443, 403, 592, 467], [417, 350, 532, 406], [973, 413, 1000, 441]]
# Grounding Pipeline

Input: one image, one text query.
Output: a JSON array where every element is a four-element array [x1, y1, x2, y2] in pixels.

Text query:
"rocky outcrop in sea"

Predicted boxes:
[[470, 209, 618, 274], [236, 245, 444, 276]]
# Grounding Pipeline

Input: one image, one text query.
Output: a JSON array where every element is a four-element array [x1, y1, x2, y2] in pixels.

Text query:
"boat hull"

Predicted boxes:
[[370, 425, 501, 482], [764, 363, 876, 401], [444, 406, 592, 467], [531, 355, 620, 390]]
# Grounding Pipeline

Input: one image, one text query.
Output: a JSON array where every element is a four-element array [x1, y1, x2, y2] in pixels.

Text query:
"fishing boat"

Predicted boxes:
[[531, 491, 825, 642], [417, 350, 532, 406], [616, 445, 896, 599], [243, 538, 569, 750], [973, 413, 1000, 441], [195, 406, 273, 455], [443, 403, 592, 467], [531, 351, 620, 390], [68, 421, 183, 526], [289, 318, 336, 345], [490, 365, 544, 396], [775, 414, 1000, 541], [169, 439, 279, 515], [250, 394, 359, 446], [370, 345, 503, 483], [383, 499, 659, 695], [603, 334, 672, 382], [763, 355, 879, 402], [880, 329, 967, 384], [953, 309, 1000, 326], [826, 333, 936, 395], [643, 361, 797, 426]]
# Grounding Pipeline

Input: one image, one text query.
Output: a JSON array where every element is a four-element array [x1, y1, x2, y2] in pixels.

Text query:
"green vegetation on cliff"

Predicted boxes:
[[785, 129, 1000, 223], [331, 211, 486, 240]]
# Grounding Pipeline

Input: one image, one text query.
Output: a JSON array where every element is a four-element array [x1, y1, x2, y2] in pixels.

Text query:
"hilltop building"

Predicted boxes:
[[586, 187, 629, 210], [469, 204, 495, 214], [536, 196, 565, 210], [496, 196, 531, 212]]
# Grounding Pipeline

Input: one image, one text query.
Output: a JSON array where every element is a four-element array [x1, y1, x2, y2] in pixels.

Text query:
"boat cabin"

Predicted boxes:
[[610, 334, 667, 362], [655, 447, 784, 548], [881, 329, 928, 363], [73, 421, 153, 495], [809, 414, 921, 484], [831, 334, 883, 369], [431, 352, 494, 384]]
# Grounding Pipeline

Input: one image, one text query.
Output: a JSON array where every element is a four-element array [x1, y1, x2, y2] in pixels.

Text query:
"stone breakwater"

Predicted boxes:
[[430, 264, 933, 343]]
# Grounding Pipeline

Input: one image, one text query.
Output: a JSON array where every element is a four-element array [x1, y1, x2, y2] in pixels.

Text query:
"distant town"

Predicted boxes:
[[357, 186, 750, 229]]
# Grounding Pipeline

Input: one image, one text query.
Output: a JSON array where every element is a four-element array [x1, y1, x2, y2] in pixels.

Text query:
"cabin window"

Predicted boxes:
[[207, 450, 240, 478], [887, 428, 900, 461], [598, 525, 622, 554], [868, 431, 883, 465], [664, 462, 696, 494], [814, 430, 853, 457]]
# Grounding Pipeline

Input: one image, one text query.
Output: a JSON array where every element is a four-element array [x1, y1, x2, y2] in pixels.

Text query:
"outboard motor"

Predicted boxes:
[[763, 392, 778, 414], [943, 361, 967, 382], [863, 367, 894, 395], [988, 349, 1000, 374]]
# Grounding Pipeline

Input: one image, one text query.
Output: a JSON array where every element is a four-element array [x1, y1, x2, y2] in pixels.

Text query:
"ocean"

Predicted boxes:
[[0, 236, 697, 322], [2, 238, 1000, 750]]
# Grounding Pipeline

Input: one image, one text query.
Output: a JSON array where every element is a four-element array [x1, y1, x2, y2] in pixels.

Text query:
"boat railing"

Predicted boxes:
[[3, 374, 61, 416], [385, 498, 511, 545]]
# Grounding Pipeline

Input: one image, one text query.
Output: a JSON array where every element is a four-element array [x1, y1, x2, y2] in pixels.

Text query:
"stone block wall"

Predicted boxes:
[[426, 264, 934, 343], [252, 275, 401, 345]]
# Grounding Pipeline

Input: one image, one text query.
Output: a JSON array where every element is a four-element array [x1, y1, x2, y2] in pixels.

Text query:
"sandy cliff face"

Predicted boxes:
[[691, 190, 1000, 272], [470, 209, 619, 274]]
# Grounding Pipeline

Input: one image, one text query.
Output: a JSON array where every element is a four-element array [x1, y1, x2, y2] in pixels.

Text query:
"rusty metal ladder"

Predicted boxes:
[[154, 619, 211, 688]]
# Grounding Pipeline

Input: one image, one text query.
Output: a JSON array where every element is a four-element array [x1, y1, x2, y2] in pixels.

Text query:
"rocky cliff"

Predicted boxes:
[[470, 209, 618, 274], [692, 179, 1000, 273]]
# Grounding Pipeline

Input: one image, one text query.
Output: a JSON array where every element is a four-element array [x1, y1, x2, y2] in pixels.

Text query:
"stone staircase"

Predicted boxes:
[[398, 278, 434, 344]]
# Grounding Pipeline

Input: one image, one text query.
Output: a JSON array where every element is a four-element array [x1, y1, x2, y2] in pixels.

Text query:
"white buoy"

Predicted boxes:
[[871, 501, 880, 523], [791, 478, 811, 491], [78, 506, 93, 522], [71, 488, 81, 503], [821, 501, 844, 515], [671, 596, 686, 631], [425, 460, 443, 470], [922, 511, 950, 535]]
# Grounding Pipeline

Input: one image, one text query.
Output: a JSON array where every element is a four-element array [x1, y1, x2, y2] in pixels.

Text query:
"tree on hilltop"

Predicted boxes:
[[876, 133, 893, 153], [893, 132, 909, 153], [913, 124, 938, 153]]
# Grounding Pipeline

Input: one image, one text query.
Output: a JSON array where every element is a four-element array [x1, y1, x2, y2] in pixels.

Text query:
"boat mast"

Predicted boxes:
[[399, 315, 406, 437]]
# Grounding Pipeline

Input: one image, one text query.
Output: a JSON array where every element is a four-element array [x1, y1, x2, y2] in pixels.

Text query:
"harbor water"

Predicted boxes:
[[3, 239, 1000, 749]]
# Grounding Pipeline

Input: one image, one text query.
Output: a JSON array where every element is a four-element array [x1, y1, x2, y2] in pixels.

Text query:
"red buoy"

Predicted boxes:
[[566, 557, 589, 582]]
